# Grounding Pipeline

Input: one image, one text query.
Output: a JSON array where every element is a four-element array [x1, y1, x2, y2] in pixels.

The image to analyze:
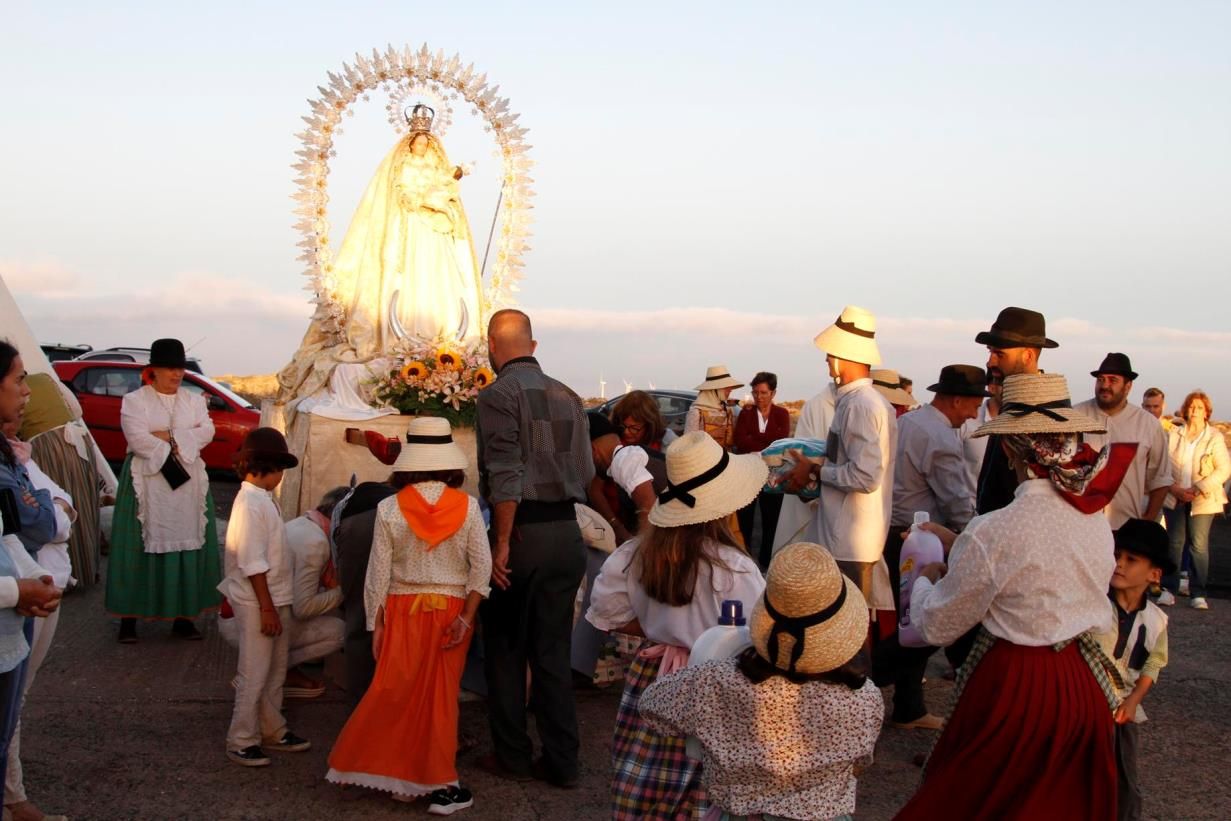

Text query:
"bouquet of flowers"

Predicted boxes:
[[370, 337, 495, 426]]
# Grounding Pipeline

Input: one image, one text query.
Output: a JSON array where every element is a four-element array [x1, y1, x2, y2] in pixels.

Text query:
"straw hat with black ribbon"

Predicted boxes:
[[694, 365, 744, 392], [749, 542, 869, 675], [972, 373, 1105, 438], [870, 369, 914, 406], [648, 431, 767, 528], [389, 416, 468, 472], [813, 305, 881, 366]]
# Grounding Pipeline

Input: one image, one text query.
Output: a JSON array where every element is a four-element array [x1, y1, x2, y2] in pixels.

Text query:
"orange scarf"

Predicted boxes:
[[396, 485, 469, 550]]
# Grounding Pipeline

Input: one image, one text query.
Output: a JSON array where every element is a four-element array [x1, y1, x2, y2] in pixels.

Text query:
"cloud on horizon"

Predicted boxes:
[[4, 257, 1227, 406]]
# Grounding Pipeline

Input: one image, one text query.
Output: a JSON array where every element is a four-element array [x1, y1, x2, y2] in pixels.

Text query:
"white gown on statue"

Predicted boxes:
[[330, 134, 483, 355]]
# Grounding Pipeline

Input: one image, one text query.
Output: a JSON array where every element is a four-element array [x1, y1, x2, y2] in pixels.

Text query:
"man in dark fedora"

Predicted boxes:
[[973, 307, 1058, 515], [876, 364, 988, 730], [1075, 353, 1172, 529]]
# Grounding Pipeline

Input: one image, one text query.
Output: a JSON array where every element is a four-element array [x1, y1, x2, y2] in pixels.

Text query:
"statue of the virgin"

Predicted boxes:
[[333, 104, 482, 350], [276, 104, 484, 414]]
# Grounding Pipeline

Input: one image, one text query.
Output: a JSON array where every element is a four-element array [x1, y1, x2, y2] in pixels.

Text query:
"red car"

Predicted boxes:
[[53, 361, 261, 471]]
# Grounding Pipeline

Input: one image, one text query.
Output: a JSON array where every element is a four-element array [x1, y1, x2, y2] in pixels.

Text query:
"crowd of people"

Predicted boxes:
[[0, 302, 1225, 820]]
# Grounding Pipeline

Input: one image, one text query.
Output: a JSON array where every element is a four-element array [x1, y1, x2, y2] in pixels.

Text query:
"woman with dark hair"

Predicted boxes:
[[104, 339, 221, 642], [587, 431, 767, 820], [1160, 390, 1229, 610], [733, 371, 790, 568], [639, 542, 883, 821], [610, 391, 676, 451], [328, 417, 490, 816], [0, 341, 62, 805]]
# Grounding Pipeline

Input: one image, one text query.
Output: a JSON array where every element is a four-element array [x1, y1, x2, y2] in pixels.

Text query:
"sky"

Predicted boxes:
[[2, 1, 1229, 407]]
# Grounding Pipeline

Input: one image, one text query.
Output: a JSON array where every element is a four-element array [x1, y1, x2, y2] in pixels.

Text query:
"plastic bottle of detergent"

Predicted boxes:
[[685, 600, 752, 760], [898, 512, 945, 648]]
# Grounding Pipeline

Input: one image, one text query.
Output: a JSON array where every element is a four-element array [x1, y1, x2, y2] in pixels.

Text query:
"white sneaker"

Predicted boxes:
[[1191, 597, 1209, 610], [1156, 590, 1176, 606]]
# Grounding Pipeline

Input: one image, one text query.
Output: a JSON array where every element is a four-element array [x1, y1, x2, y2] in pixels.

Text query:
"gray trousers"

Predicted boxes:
[[482, 517, 586, 780], [1116, 722, 1142, 821]]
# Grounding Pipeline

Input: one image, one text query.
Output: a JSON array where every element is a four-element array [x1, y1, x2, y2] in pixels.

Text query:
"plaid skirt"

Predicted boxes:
[[612, 651, 707, 821]]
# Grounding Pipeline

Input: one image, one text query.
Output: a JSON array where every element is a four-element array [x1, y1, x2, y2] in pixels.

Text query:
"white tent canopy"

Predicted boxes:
[[0, 273, 118, 490]]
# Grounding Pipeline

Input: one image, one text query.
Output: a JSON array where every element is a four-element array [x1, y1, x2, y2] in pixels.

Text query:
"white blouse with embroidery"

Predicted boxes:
[[363, 482, 491, 629], [911, 479, 1117, 647], [639, 658, 883, 819]]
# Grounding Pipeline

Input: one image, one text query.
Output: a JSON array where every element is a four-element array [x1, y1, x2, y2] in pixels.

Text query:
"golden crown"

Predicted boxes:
[[405, 103, 435, 133]]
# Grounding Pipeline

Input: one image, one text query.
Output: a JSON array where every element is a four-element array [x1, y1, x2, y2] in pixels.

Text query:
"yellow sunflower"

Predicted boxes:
[[399, 360, 428, 381], [473, 366, 495, 389], [435, 347, 463, 371]]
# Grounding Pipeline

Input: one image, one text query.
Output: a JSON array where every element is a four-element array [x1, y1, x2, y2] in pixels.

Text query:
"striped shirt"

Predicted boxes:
[[476, 357, 594, 505]]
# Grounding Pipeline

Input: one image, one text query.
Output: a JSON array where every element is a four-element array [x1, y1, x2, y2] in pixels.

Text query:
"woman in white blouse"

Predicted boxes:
[[1160, 391, 1229, 610], [104, 339, 221, 643], [327, 417, 490, 816], [896, 374, 1122, 821], [587, 431, 767, 821]]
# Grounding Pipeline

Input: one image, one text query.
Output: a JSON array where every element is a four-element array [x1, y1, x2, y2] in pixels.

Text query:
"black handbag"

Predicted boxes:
[[160, 451, 191, 490]]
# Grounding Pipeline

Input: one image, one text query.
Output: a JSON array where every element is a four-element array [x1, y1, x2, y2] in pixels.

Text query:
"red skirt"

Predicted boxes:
[[895, 639, 1116, 820]]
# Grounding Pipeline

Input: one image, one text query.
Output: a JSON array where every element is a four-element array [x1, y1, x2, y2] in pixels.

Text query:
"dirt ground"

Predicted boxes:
[[20, 478, 1231, 820]]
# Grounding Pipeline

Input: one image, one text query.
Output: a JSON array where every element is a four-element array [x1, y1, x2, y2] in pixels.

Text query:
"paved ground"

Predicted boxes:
[[22, 478, 1230, 820]]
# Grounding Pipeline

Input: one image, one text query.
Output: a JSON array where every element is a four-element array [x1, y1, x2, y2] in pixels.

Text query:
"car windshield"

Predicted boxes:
[[183, 375, 255, 409]]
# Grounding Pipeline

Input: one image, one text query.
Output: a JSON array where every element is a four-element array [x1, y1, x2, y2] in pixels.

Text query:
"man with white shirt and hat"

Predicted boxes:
[[787, 306, 897, 630], [1073, 353, 1172, 529]]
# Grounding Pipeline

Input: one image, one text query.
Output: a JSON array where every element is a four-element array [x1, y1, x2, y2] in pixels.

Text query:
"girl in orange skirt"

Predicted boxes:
[[327, 417, 491, 815]]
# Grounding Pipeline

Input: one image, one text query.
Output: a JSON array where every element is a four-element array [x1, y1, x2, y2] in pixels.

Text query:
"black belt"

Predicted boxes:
[[514, 500, 577, 524]]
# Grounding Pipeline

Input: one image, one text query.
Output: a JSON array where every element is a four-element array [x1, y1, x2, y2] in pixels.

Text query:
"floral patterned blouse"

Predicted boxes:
[[362, 482, 491, 629], [639, 658, 883, 820]]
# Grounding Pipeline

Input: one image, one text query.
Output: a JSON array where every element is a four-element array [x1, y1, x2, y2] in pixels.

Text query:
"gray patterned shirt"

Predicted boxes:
[[476, 357, 595, 505]]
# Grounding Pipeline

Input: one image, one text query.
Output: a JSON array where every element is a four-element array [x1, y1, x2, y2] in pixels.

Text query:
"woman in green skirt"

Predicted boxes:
[[104, 339, 221, 642]]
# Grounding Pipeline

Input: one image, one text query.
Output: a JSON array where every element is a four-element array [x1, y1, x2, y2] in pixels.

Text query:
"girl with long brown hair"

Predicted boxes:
[[587, 431, 766, 820]]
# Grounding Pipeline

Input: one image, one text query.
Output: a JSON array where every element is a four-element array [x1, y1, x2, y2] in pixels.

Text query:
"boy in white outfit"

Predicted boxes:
[[220, 428, 311, 767]]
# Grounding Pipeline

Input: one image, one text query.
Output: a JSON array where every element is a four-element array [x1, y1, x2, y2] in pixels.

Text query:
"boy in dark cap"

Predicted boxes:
[[1099, 518, 1172, 821]]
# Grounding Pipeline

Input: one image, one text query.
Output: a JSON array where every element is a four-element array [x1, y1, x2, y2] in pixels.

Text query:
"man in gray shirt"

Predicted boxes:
[[476, 309, 593, 789], [875, 365, 988, 729]]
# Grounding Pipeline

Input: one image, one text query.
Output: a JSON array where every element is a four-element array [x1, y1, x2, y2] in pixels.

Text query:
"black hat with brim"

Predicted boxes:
[[927, 364, 992, 398], [1091, 352, 1139, 381], [974, 307, 1059, 349], [150, 338, 188, 369], [1113, 518, 1175, 577], [234, 427, 300, 470]]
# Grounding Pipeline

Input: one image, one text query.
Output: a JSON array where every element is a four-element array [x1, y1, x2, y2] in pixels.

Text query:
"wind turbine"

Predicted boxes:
[[599, 374, 607, 400]]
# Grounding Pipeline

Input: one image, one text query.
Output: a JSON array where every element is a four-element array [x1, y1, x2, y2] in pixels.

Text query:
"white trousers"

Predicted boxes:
[[4, 609, 59, 806], [219, 612, 344, 669], [225, 604, 290, 751]]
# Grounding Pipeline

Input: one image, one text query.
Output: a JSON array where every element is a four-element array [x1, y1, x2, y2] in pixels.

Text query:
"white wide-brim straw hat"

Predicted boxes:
[[813, 305, 882, 366], [750, 542, 869, 675], [694, 365, 745, 392], [648, 431, 768, 528], [973, 373, 1106, 438], [870, 369, 915, 406], [389, 416, 468, 472]]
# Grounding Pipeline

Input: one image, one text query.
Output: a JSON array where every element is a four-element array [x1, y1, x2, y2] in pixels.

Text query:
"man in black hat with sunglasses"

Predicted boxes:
[[1074, 353, 1172, 529]]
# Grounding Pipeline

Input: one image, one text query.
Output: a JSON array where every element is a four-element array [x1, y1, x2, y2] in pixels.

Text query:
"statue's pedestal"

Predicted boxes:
[[261, 402, 479, 519]]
